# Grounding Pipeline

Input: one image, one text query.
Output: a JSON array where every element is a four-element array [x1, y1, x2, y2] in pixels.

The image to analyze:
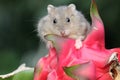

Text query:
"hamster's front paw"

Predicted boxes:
[[75, 38, 83, 49], [47, 41, 53, 48]]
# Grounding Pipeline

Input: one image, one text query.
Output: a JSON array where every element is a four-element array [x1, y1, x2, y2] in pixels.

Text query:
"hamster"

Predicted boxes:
[[37, 4, 91, 49]]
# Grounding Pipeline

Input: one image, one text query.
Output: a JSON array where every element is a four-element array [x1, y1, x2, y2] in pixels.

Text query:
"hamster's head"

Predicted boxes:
[[47, 4, 88, 38]]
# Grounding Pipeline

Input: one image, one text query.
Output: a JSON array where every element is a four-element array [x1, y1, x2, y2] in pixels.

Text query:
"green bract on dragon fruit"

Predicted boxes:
[[34, 0, 120, 80]]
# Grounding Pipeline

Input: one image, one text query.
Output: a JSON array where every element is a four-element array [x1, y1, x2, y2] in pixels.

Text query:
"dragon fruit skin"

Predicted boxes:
[[34, 0, 120, 80]]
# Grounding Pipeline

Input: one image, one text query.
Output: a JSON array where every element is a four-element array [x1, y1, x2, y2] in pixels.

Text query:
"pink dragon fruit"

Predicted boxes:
[[34, 0, 120, 80]]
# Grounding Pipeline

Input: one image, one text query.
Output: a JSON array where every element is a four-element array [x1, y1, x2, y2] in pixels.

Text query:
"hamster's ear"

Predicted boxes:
[[47, 4, 55, 13], [68, 4, 76, 11]]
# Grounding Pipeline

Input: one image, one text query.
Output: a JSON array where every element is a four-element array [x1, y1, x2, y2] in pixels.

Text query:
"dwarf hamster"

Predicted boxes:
[[37, 4, 91, 48]]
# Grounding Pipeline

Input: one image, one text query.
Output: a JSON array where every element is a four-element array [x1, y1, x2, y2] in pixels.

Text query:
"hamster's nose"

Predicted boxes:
[[60, 31, 65, 36], [60, 30, 70, 37]]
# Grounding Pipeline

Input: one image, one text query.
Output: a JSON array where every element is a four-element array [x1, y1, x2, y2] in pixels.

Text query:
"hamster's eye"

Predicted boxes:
[[66, 18, 70, 22], [53, 18, 57, 24]]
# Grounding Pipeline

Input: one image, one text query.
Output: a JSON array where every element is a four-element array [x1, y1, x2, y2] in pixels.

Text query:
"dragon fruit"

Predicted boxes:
[[34, 0, 120, 80]]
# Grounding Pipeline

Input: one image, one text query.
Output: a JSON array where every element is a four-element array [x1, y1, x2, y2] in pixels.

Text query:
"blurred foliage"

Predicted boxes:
[[0, 69, 34, 80], [0, 0, 120, 74]]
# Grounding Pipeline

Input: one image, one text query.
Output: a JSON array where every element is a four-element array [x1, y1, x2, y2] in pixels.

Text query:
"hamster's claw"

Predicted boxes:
[[75, 38, 83, 49], [47, 41, 54, 48]]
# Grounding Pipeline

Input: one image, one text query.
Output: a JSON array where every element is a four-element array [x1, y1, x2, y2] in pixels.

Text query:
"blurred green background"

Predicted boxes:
[[0, 0, 120, 74]]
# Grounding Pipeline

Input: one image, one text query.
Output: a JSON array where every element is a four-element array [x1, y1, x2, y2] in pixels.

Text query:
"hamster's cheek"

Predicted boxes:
[[51, 29, 61, 36]]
